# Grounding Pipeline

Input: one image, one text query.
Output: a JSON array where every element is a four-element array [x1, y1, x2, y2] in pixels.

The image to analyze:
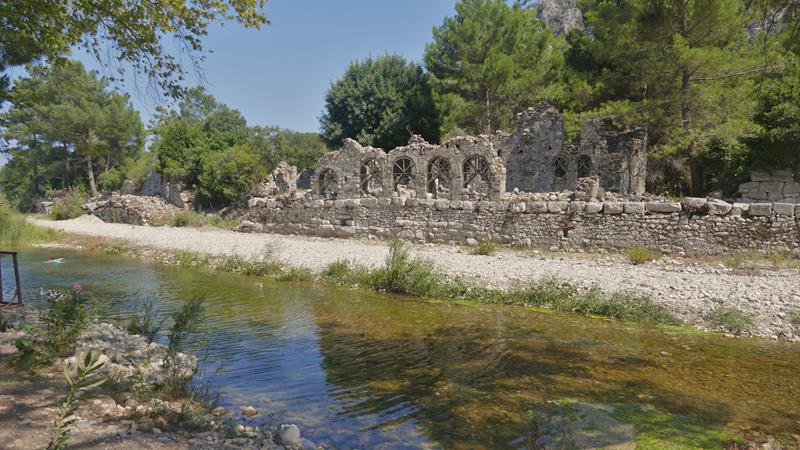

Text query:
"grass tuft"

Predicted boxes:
[[0, 208, 56, 246], [170, 211, 238, 230], [469, 240, 498, 256], [710, 306, 753, 335], [624, 245, 661, 265]]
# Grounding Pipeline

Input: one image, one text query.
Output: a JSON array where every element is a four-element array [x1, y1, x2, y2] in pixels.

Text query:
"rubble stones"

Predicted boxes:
[[86, 194, 179, 225]]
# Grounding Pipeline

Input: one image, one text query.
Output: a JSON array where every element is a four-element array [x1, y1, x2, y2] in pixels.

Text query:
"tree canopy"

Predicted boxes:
[[0, 61, 144, 208], [320, 55, 440, 150], [424, 0, 569, 136], [0, 0, 268, 101]]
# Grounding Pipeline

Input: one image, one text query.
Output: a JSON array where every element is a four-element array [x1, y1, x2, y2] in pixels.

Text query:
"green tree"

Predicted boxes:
[[0, 0, 268, 101], [567, 0, 765, 194], [250, 126, 328, 170], [424, 0, 568, 136], [320, 55, 440, 149], [196, 144, 265, 207], [1, 61, 144, 202]]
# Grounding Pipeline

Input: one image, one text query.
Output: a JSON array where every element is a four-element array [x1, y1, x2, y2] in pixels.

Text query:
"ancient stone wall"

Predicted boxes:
[[738, 170, 800, 203], [310, 136, 506, 201], [239, 197, 800, 255]]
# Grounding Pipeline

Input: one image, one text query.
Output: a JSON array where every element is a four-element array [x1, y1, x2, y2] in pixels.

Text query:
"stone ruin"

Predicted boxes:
[[309, 102, 647, 202], [737, 169, 800, 204]]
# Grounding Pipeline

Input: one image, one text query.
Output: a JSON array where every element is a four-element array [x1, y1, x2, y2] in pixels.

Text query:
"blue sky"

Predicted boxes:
[[74, 0, 459, 133]]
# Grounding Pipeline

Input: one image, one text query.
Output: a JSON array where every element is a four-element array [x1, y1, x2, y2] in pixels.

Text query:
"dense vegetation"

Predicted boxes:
[[2, 0, 799, 211]]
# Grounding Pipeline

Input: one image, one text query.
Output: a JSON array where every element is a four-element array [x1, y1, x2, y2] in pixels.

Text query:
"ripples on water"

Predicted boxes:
[[6, 249, 800, 449]]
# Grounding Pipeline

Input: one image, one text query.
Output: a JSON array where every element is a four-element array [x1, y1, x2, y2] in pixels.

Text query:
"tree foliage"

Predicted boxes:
[[0, 0, 268, 101], [424, 0, 568, 136], [150, 87, 328, 208], [0, 61, 144, 207], [320, 55, 440, 149]]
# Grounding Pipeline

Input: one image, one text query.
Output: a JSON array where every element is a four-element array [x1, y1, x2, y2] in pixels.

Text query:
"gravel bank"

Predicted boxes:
[[31, 216, 800, 340]]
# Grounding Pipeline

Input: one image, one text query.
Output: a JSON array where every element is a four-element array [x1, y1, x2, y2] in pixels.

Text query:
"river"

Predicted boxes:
[[5, 248, 800, 448]]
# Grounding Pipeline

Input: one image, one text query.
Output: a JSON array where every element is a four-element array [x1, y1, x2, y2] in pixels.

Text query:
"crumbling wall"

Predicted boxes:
[[239, 196, 799, 255], [502, 103, 564, 193], [310, 135, 506, 201], [500, 103, 647, 195]]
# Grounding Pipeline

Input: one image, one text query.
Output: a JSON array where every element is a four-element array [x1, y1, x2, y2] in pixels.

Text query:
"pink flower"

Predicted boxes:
[[72, 283, 82, 291]]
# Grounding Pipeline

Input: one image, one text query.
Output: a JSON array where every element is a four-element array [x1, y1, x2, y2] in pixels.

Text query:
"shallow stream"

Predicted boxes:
[[4, 249, 800, 448]]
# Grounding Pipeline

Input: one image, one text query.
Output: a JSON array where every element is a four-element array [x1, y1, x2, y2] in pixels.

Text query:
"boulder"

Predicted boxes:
[[275, 424, 303, 450], [88, 194, 179, 225], [707, 199, 732, 215], [680, 197, 708, 214]]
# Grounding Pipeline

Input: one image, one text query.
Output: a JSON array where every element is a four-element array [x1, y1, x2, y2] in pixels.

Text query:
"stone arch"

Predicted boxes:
[[462, 155, 491, 193], [392, 157, 415, 191], [318, 168, 338, 199], [427, 157, 452, 198], [553, 156, 568, 178], [577, 154, 593, 178], [359, 158, 383, 196]]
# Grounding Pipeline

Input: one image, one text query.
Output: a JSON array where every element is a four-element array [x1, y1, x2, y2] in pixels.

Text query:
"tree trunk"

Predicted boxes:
[[62, 143, 69, 189], [678, 6, 704, 196], [86, 156, 98, 197], [484, 87, 492, 134]]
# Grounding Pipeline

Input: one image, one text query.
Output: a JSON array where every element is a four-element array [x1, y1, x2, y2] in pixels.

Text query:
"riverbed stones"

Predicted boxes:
[[275, 423, 303, 450], [242, 406, 258, 417]]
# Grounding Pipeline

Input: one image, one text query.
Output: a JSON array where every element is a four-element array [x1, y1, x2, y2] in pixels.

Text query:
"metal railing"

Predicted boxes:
[[0, 251, 23, 306]]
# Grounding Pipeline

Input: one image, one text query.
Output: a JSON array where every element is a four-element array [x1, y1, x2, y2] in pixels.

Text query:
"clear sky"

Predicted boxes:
[[74, 0, 459, 133]]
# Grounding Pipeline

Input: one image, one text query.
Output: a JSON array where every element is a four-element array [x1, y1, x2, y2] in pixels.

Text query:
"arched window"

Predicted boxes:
[[462, 155, 491, 189], [427, 157, 451, 198], [392, 157, 415, 190], [359, 159, 383, 196], [577, 154, 592, 178], [553, 156, 568, 178], [318, 168, 338, 199]]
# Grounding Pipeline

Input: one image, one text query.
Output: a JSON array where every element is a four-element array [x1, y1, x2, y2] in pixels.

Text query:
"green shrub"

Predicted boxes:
[[196, 144, 265, 208], [625, 245, 661, 265], [47, 351, 107, 450], [14, 334, 58, 373], [710, 306, 753, 335], [97, 168, 125, 192], [365, 240, 443, 296], [275, 266, 315, 282], [40, 287, 92, 355], [125, 299, 162, 341], [161, 296, 206, 399], [323, 260, 353, 280], [792, 314, 800, 327], [470, 240, 498, 256], [50, 188, 88, 220]]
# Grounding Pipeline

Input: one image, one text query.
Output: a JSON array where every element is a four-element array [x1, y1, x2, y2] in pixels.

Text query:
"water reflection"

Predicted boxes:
[[10, 249, 800, 448]]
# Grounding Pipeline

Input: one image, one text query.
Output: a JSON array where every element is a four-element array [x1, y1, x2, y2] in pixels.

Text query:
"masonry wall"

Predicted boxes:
[[240, 198, 800, 255]]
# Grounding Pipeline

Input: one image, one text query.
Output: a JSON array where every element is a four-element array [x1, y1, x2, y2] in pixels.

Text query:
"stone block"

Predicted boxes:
[[748, 203, 772, 216], [680, 197, 708, 213], [526, 201, 548, 213], [796, 204, 800, 217], [435, 199, 450, 210], [773, 203, 795, 216], [361, 198, 378, 208], [737, 181, 760, 193], [477, 201, 492, 210], [569, 201, 586, 212], [782, 181, 800, 195], [603, 203, 624, 214], [645, 201, 681, 213], [345, 198, 361, 207], [547, 201, 569, 213], [494, 202, 510, 212], [405, 198, 417, 207], [247, 197, 266, 208], [585, 202, 603, 214], [707, 199, 732, 215], [760, 181, 784, 193], [378, 198, 392, 207], [744, 191, 769, 201], [623, 202, 645, 214], [731, 203, 749, 216], [461, 201, 475, 211], [334, 200, 348, 209], [449, 200, 463, 210], [311, 200, 324, 208], [510, 202, 526, 213]]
